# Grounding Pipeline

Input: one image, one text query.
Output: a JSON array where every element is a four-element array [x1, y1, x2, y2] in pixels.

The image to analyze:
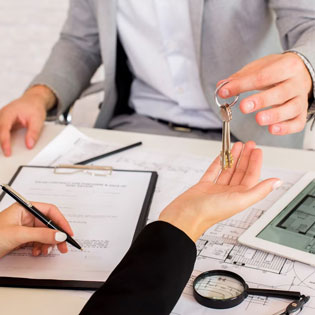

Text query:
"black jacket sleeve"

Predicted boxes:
[[79, 221, 197, 315]]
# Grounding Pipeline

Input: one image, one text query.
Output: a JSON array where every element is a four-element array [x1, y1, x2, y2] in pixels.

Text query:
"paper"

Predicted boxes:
[[30, 126, 211, 222], [30, 125, 120, 166], [171, 168, 315, 315], [0, 166, 153, 282], [22, 126, 315, 313]]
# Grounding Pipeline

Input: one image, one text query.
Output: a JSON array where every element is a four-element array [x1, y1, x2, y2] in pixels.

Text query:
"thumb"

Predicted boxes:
[[241, 178, 282, 207], [14, 227, 68, 246]]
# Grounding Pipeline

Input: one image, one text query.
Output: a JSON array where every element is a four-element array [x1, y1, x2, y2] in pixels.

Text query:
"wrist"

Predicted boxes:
[[24, 85, 57, 111], [284, 51, 314, 99], [159, 205, 215, 242]]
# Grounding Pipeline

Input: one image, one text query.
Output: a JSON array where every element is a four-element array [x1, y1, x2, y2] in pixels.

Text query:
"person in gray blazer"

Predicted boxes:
[[0, 0, 314, 156]]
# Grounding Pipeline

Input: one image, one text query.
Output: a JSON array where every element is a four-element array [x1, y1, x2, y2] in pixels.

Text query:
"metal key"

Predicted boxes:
[[220, 104, 233, 170], [215, 81, 239, 170]]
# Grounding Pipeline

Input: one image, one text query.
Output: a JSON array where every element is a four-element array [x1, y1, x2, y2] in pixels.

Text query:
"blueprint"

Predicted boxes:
[[30, 126, 315, 314]]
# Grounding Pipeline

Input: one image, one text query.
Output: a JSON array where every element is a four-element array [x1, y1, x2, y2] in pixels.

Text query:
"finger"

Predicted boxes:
[[41, 244, 54, 256], [216, 142, 244, 185], [31, 202, 74, 236], [32, 242, 42, 257], [216, 55, 275, 92], [239, 178, 282, 209], [215, 57, 273, 90], [0, 120, 13, 157], [240, 149, 263, 188], [223, 54, 304, 98], [268, 111, 307, 135], [199, 155, 221, 183], [239, 80, 298, 114], [229, 141, 257, 186], [218, 53, 305, 98], [218, 68, 289, 98], [255, 97, 304, 126], [57, 242, 68, 254], [25, 115, 44, 149], [13, 226, 68, 247]]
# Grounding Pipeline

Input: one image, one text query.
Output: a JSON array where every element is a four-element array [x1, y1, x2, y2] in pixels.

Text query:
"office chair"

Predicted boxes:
[[57, 35, 134, 126]]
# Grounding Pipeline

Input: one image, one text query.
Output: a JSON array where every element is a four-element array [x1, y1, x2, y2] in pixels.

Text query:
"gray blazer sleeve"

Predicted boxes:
[[29, 0, 102, 118], [269, 0, 315, 100]]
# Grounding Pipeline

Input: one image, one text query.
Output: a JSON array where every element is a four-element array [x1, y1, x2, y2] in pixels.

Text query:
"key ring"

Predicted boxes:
[[215, 81, 239, 108]]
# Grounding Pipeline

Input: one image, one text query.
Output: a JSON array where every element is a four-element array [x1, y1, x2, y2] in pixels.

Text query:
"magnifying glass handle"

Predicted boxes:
[[247, 288, 301, 300]]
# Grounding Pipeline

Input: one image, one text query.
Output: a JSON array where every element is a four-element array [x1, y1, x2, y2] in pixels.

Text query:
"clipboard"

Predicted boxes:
[[0, 164, 158, 290]]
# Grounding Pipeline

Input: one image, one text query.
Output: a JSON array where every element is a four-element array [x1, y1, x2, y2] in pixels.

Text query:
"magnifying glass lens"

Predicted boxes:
[[193, 270, 307, 310], [193, 271, 249, 309], [195, 274, 245, 300]]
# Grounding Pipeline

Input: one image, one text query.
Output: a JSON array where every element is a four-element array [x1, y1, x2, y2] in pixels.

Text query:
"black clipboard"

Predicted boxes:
[[0, 165, 158, 290]]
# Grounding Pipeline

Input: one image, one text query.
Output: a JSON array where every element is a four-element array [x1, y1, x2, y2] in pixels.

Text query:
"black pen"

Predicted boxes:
[[0, 184, 82, 251], [75, 141, 142, 165]]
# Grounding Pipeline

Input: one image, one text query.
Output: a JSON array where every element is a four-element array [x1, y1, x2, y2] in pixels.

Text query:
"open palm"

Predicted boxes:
[[160, 141, 280, 241]]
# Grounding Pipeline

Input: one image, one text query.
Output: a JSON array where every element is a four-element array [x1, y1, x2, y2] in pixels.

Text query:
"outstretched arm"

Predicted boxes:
[[80, 142, 281, 315], [217, 2, 315, 136]]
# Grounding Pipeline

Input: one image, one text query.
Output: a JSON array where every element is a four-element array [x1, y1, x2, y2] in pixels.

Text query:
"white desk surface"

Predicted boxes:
[[0, 123, 314, 315]]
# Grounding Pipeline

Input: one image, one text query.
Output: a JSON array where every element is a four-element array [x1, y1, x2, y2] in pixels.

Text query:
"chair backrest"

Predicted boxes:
[[58, 35, 134, 125], [113, 35, 135, 117]]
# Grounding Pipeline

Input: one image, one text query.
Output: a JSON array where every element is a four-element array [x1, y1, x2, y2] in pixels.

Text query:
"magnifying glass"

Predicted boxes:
[[193, 270, 309, 311]]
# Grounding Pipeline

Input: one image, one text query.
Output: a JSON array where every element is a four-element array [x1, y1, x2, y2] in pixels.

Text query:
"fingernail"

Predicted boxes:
[[221, 88, 230, 98], [27, 138, 35, 148], [55, 232, 67, 242], [245, 101, 255, 112], [3, 146, 10, 157], [272, 180, 282, 190], [260, 114, 270, 124], [272, 125, 281, 133], [47, 246, 53, 255]]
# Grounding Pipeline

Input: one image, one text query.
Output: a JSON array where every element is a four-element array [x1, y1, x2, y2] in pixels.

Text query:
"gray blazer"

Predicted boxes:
[[31, 0, 315, 148]]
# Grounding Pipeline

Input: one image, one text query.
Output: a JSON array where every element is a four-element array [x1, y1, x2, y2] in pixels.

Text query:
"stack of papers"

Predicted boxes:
[[10, 126, 315, 314]]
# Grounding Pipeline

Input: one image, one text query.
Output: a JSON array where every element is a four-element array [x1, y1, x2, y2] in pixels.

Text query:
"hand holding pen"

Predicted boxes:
[[0, 193, 77, 258], [0, 141, 142, 258]]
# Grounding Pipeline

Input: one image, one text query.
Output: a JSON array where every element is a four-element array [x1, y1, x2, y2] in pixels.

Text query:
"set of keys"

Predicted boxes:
[[215, 81, 239, 170]]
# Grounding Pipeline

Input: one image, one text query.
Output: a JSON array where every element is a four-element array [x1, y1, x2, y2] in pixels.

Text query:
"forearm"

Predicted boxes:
[[29, 0, 102, 119], [80, 221, 197, 315]]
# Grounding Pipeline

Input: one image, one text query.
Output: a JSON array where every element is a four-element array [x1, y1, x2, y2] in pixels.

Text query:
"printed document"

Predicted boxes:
[[20, 126, 315, 313], [0, 166, 153, 282]]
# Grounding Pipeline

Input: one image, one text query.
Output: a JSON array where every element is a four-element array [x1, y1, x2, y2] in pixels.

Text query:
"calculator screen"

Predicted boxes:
[[257, 180, 315, 254]]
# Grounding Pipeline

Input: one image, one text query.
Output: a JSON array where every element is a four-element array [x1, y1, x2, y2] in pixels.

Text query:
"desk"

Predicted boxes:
[[0, 123, 314, 315]]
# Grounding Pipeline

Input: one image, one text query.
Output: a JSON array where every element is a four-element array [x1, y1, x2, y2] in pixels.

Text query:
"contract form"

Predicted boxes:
[[0, 165, 156, 287]]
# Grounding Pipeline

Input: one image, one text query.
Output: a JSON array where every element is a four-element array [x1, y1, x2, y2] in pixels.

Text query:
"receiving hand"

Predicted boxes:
[[0, 85, 56, 156], [217, 53, 312, 135], [159, 141, 281, 242], [0, 202, 73, 258]]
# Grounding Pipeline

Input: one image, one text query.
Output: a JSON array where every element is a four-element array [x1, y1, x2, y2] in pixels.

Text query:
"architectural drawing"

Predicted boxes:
[[31, 126, 315, 314]]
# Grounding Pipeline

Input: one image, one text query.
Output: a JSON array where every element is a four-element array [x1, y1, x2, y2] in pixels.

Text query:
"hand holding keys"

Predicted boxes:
[[215, 82, 239, 170]]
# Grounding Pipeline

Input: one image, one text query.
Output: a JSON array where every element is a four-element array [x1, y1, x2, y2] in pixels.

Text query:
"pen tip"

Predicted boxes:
[[80, 248, 84, 251]]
